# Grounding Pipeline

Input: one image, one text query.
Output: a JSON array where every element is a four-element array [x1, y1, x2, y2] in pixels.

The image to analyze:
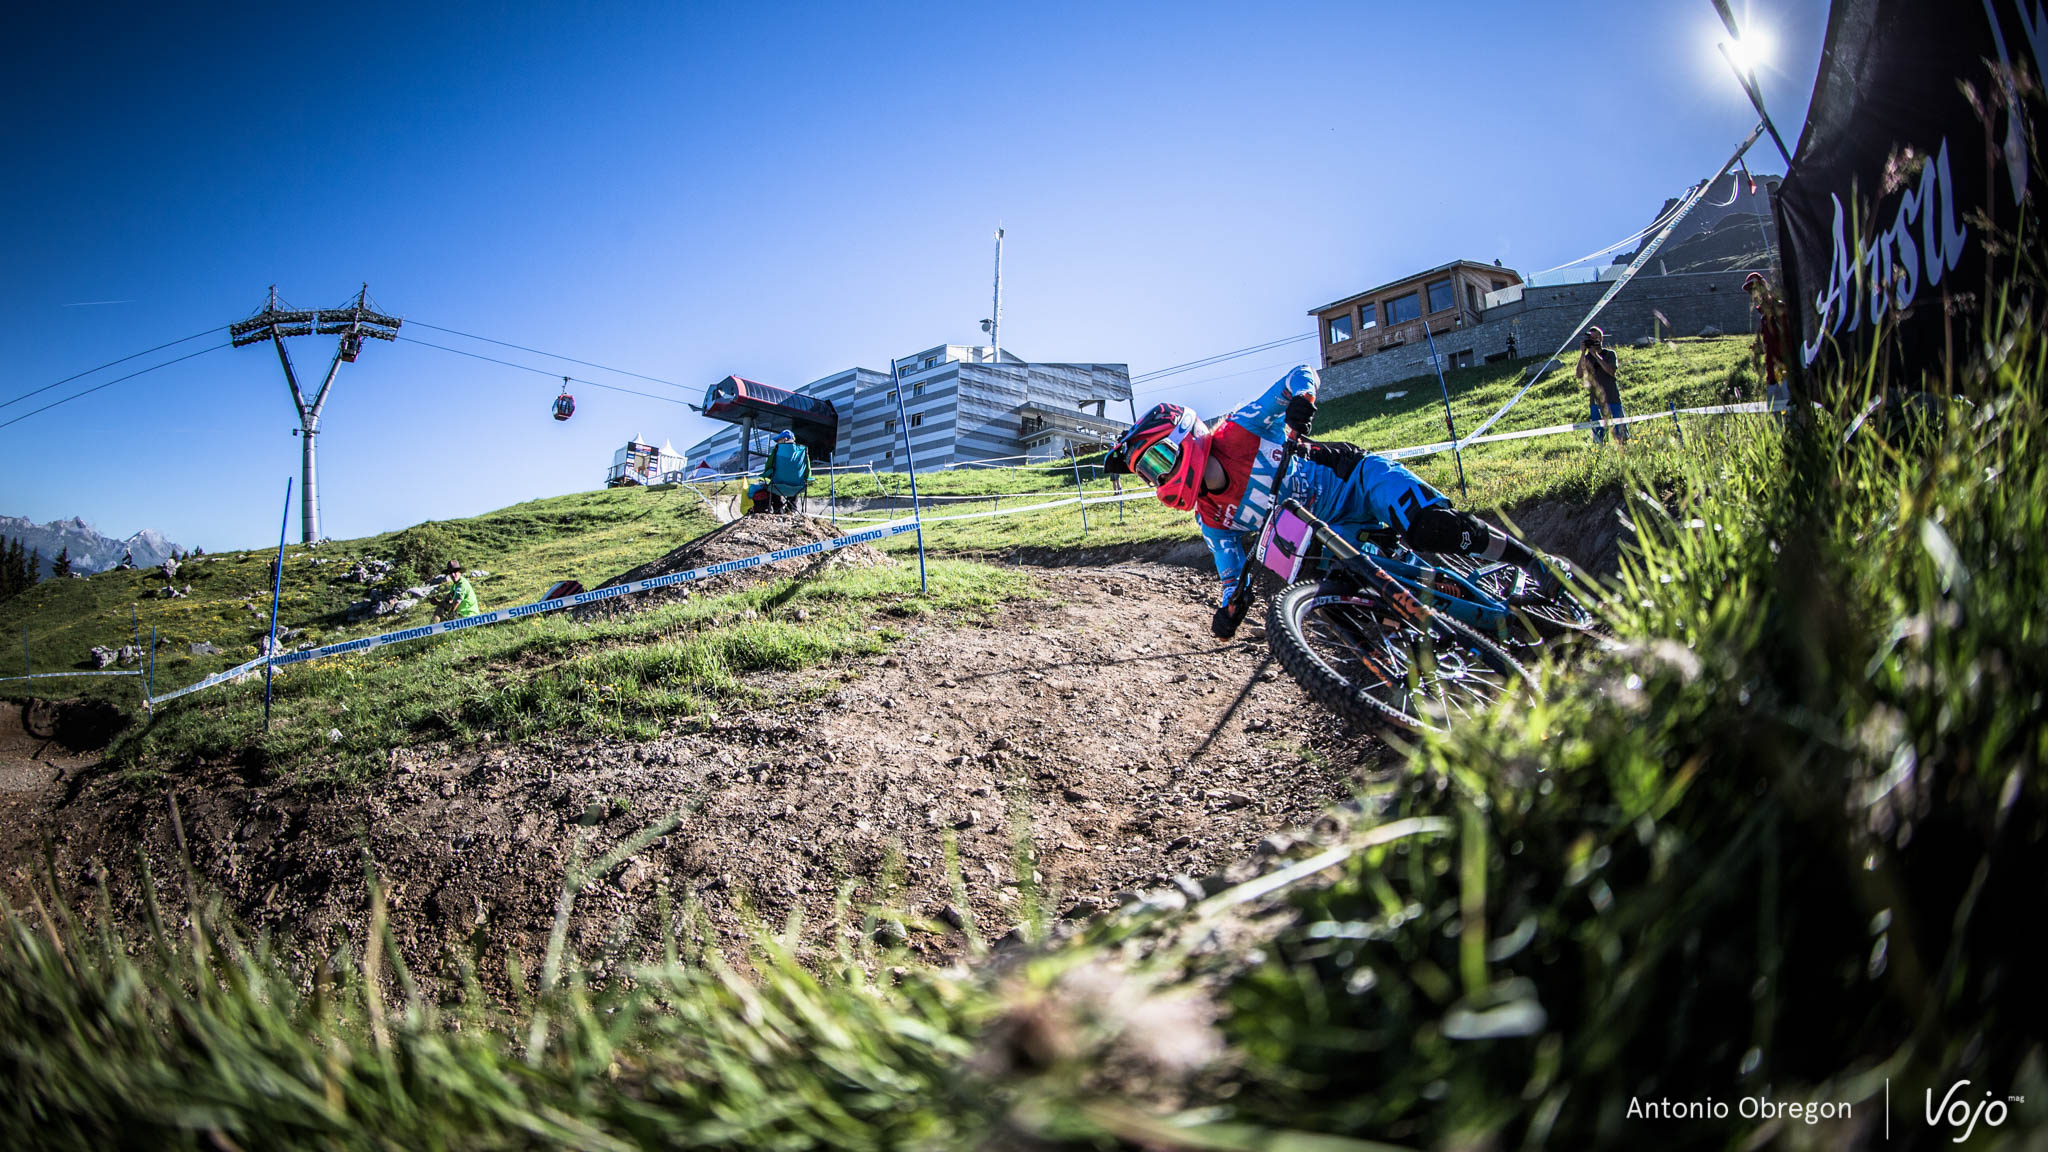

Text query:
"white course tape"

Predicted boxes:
[[145, 654, 271, 706], [829, 402, 1777, 516], [1376, 400, 1775, 462], [0, 670, 146, 684], [148, 519, 922, 708], [824, 488, 1155, 526]]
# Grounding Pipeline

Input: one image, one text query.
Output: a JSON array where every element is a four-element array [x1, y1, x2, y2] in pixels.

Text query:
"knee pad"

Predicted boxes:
[[1403, 507, 1508, 559]]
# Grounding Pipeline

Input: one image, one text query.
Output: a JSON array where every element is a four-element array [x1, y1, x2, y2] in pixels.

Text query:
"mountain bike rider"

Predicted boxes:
[[1105, 365, 1566, 640]]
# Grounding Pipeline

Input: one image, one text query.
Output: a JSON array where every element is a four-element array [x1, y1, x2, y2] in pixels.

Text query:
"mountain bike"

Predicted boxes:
[[1230, 438, 1589, 733]]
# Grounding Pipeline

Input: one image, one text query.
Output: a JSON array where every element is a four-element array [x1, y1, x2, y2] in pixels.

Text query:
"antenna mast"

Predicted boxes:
[[230, 284, 401, 543], [990, 227, 1003, 361]]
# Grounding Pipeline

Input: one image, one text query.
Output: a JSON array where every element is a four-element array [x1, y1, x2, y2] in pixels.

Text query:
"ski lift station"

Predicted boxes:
[[684, 344, 1130, 472], [606, 438, 685, 487]]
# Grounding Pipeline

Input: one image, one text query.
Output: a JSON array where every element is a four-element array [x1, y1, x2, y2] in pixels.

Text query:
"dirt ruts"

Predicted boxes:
[[0, 561, 1384, 995]]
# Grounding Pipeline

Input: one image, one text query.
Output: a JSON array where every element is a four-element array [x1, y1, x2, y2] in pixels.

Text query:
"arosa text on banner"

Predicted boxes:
[[1775, 0, 2045, 382]]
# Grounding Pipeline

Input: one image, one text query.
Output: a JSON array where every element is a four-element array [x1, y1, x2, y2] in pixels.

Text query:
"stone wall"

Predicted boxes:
[[1319, 268, 1762, 399]]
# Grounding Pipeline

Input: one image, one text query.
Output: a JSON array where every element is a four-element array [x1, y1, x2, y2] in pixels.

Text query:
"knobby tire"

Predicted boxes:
[[1267, 579, 1531, 734]]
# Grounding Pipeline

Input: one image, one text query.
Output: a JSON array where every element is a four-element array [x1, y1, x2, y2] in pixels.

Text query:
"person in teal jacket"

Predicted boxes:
[[748, 430, 812, 514]]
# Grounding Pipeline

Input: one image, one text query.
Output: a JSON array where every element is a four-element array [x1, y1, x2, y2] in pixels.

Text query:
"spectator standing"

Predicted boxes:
[[1746, 272, 1792, 411], [1576, 326, 1629, 449]]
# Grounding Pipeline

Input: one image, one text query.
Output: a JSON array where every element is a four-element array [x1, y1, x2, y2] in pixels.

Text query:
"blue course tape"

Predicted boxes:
[[148, 518, 921, 708]]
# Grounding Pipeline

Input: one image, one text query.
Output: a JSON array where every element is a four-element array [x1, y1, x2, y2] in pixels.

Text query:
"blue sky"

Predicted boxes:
[[1, 1, 1827, 551]]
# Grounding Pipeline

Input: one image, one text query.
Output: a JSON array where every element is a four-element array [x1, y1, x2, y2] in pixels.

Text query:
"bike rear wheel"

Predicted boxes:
[[1267, 579, 1528, 734]]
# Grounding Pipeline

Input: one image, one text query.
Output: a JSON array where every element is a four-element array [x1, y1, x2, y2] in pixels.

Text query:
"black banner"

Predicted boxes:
[[1775, 0, 2043, 387]]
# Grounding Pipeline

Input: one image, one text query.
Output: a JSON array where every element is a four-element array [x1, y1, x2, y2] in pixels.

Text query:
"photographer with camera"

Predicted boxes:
[[1575, 326, 1629, 449]]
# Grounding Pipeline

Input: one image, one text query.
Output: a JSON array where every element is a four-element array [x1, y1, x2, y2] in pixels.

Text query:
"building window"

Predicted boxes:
[[885, 449, 894, 462], [1427, 279, 1455, 313], [1386, 292, 1421, 325], [884, 418, 896, 433], [1468, 283, 1481, 311], [913, 382, 924, 396], [910, 413, 923, 427], [1327, 314, 1354, 344], [923, 356, 939, 369], [1359, 302, 1377, 330], [886, 389, 897, 402], [1492, 278, 1509, 291]]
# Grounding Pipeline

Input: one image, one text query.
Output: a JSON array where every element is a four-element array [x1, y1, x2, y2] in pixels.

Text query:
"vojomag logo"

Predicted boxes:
[[1926, 1081, 2023, 1142]]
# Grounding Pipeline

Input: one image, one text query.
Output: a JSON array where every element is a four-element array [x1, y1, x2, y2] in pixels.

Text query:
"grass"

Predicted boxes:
[[3, 268, 2040, 1147], [1, 484, 721, 717], [1312, 335, 1756, 512], [117, 557, 1032, 783]]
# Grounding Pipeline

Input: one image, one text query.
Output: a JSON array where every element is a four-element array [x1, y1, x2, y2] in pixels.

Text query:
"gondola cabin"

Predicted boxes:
[[553, 391, 576, 421], [606, 438, 685, 488]]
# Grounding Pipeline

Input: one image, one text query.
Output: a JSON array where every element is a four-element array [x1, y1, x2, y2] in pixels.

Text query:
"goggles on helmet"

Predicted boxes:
[[1132, 439, 1184, 486], [1111, 403, 1209, 510]]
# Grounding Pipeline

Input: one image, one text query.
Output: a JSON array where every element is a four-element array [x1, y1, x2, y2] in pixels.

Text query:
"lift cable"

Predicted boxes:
[[0, 342, 232, 431], [405, 320, 686, 390], [1, 325, 227, 411], [1129, 332, 1316, 385], [394, 336, 694, 406]]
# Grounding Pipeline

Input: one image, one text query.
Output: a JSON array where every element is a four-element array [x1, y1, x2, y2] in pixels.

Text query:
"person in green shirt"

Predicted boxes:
[[433, 561, 481, 620]]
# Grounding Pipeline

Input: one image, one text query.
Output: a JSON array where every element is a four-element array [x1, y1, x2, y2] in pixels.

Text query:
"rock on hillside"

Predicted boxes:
[[0, 514, 182, 577]]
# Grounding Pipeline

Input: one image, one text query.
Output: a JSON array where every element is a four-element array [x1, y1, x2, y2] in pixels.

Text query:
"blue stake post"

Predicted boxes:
[[1421, 324, 1470, 500], [888, 361, 928, 593], [1070, 453, 1090, 535], [263, 477, 292, 730]]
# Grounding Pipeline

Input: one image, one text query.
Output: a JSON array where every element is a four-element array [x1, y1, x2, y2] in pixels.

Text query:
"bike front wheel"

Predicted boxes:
[[1267, 579, 1527, 734]]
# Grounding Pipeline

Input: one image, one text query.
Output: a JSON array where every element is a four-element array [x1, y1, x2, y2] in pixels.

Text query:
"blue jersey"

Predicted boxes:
[[1203, 452, 1445, 606], [1197, 366, 1317, 534]]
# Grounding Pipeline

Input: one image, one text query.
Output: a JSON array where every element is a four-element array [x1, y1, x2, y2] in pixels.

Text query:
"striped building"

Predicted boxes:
[[685, 345, 1131, 471]]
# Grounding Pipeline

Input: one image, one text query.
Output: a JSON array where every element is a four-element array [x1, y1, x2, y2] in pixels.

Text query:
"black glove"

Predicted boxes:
[[1285, 392, 1317, 436], [1212, 595, 1250, 640], [1304, 439, 1367, 480]]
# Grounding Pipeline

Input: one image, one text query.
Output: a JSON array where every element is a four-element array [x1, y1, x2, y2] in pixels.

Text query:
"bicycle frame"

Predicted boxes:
[[1252, 487, 1525, 638], [1268, 498, 1447, 635]]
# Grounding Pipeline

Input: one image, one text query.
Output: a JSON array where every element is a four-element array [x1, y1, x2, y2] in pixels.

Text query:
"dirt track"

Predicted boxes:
[[0, 559, 1383, 990]]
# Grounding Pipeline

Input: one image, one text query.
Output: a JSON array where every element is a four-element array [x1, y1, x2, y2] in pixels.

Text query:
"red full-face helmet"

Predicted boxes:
[[1108, 403, 1210, 510]]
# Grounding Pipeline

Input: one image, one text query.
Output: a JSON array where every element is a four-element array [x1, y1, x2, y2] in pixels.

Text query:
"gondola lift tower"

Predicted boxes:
[[230, 284, 401, 543]]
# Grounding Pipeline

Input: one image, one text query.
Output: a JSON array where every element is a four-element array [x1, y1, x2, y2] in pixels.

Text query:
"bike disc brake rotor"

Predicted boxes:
[[1301, 591, 1511, 730], [1434, 555, 1593, 645]]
